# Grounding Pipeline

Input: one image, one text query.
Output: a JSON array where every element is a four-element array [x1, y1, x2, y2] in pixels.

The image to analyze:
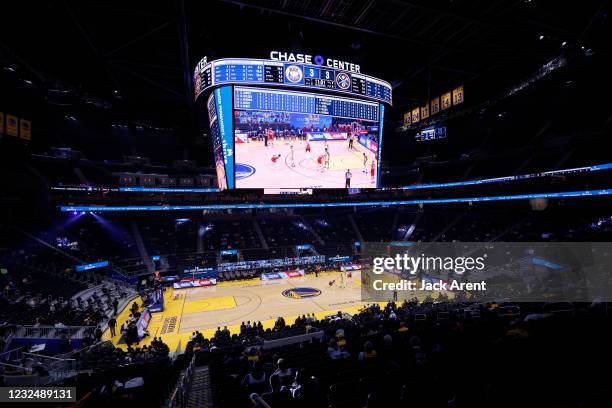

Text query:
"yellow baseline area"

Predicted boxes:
[[104, 273, 370, 354]]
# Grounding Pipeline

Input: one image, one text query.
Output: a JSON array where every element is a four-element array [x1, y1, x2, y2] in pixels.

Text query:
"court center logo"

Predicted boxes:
[[235, 163, 256, 180], [282, 287, 322, 299], [285, 65, 303, 83]]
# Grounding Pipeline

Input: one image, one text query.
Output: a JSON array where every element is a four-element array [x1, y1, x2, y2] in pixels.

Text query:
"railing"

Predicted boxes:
[[250, 393, 273, 408], [21, 352, 77, 382], [167, 355, 196, 408], [262, 330, 324, 350], [56, 340, 112, 360], [3, 325, 96, 339], [0, 347, 24, 364]]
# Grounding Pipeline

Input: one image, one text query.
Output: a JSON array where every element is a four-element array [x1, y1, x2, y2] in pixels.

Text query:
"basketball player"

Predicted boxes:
[[325, 148, 330, 169], [271, 154, 281, 165], [339, 271, 344, 288], [267, 128, 274, 146], [362, 153, 368, 173], [370, 160, 376, 182], [289, 145, 295, 167], [305, 141, 311, 153], [317, 154, 325, 172]]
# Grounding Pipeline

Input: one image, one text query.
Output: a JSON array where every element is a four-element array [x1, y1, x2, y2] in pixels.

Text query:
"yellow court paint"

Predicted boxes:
[[181, 295, 237, 314]]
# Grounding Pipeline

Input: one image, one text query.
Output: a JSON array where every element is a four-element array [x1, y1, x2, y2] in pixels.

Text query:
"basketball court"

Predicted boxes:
[[235, 139, 377, 189], [105, 271, 370, 353]]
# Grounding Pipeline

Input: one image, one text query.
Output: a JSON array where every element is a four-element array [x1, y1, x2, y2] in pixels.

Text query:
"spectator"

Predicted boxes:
[[108, 316, 117, 337], [270, 358, 293, 390]]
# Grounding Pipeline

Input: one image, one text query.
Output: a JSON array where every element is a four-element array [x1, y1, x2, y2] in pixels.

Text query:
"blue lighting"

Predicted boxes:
[[397, 163, 612, 190], [75, 260, 110, 272], [120, 187, 219, 193], [59, 189, 612, 213]]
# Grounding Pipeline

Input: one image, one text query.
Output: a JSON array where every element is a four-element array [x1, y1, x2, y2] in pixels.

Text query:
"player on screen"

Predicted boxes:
[[317, 154, 325, 172], [271, 154, 281, 165], [289, 145, 295, 167], [305, 141, 311, 153], [362, 152, 368, 173], [371, 160, 376, 182], [267, 128, 274, 146], [325, 148, 330, 169]]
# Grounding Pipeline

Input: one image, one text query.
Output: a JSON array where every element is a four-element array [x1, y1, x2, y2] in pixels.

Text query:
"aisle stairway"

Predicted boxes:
[[186, 366, 213, 408]]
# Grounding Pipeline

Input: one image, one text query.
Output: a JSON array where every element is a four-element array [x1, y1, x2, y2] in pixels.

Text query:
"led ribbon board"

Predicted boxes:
[[193, 58, 392, 105]]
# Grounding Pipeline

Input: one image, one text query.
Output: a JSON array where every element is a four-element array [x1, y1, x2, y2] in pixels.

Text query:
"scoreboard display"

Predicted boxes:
[[416, 126, 447, 142], [197, 56, 392, 190], [234, 87, 379, 122], [194, 58, 392, 105]]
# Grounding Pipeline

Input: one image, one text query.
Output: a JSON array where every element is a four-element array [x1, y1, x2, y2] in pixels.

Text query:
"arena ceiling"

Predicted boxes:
[[0, 0, 607, 127]]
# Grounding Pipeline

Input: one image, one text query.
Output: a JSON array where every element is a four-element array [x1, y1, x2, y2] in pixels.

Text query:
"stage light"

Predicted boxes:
[[561, 41, 567, 47], [539, 35, 545, 40]]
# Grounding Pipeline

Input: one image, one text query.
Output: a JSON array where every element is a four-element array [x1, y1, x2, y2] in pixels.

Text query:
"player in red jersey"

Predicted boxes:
[[267, 128, 274, 145], [305, 142, 311, 153], [271, 154, 281, 164], [317, 154, 325, 172], [370, 160, 376, 182]]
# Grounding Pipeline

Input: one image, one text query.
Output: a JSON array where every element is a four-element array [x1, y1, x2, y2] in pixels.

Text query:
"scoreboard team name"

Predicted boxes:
[[270, 51, 361, 73]]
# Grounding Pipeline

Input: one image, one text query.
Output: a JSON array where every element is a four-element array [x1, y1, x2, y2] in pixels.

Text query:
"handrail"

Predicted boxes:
[[250, 393, 273, 408], [167, 355, 196, 408]]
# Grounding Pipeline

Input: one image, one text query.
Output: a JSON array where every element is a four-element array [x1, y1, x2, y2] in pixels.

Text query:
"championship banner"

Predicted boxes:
[[19, 119, 31, 140], [452, 85, 464, 105], [420, 103, 429, 120], [0, 112, 4, 134], [403, 112, 412, 126], [430, 97, 440, 115], [441, 92, 452, 110], [411, 107, 420, 123], [6, 114, 18, 137]]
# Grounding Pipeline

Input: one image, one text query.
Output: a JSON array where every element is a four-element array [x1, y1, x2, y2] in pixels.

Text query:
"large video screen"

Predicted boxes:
[[233, 87, 383, 189], [207, 86, 234, 189]]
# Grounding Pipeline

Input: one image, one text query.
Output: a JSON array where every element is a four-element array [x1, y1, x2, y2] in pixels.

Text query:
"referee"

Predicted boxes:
[[345, 169, 352, 188]]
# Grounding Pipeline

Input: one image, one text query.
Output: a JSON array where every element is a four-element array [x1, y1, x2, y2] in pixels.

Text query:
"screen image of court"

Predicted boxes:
[[235, 138, 378, 188]]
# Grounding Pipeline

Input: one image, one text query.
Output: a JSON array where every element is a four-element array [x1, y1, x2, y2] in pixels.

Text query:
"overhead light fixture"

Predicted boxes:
[[539, 35, 545, 40]]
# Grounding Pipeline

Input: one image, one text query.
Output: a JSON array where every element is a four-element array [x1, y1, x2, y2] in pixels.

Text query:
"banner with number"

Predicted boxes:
[[6, 114, 18, 137], [19, 119, 31, 140], [411, 107, 420, 123], [403, 112, 412, 126], [441, 92, 452, 110], [420, 103, 429, 119], [430, 97, 440, 115], [452, 85, 464, 105]]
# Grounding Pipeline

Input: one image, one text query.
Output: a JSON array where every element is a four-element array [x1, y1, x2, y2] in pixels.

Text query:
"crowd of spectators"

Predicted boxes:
[[181, 300, 610, 407]]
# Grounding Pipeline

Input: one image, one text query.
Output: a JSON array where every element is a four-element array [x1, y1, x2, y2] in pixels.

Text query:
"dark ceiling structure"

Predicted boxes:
[[0, 0, 608, 128]]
